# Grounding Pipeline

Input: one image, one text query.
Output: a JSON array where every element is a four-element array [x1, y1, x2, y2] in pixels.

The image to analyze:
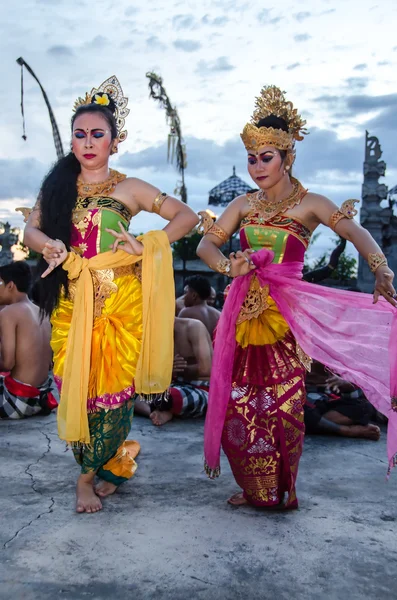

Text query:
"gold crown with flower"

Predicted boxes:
[[73, 75, 129, 142], [240, 85, 308, 153]]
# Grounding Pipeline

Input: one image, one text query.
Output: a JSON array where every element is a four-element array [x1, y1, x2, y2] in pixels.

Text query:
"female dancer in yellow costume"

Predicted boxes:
[[198, 86, 397, 509], [23, 76, 198, 513]]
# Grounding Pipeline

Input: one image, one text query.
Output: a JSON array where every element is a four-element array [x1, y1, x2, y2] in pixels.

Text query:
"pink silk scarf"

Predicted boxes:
[[204, 248, 397, 477]]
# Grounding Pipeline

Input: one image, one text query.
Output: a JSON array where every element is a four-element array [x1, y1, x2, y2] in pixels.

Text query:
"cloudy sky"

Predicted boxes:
[[1, 0, 397, 259]]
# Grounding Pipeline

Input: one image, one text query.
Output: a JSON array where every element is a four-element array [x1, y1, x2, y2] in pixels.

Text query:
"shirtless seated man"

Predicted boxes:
[[135, 316, 212, 425], [0, 262, 58, 419], [178, 275, 220, 337]]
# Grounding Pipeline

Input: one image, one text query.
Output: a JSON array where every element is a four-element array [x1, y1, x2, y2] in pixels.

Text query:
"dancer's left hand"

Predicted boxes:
[[373, 265, 397, 307], [106, 221, 143, 255]]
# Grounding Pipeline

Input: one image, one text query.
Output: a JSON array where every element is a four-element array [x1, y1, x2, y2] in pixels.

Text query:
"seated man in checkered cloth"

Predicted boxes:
[[135, 317, 212, 425], [0, 261, 58, 419]]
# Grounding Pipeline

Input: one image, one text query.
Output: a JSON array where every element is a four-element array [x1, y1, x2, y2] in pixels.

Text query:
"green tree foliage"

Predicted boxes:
[[172, 231, 202, 261]]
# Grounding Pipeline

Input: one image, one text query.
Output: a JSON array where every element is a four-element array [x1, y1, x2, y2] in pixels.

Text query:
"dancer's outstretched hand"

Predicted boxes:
[[106, 221, 143, 256], [41, 239, 68, 278], [373, 265, 397, 307]]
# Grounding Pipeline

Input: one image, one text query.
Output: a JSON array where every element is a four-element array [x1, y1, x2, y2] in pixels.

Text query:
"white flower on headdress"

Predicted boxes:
[[94, 93, 110, 106]]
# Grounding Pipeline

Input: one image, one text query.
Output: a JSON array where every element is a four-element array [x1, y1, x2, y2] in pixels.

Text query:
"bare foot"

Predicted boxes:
[[95, 480, 118, 498], [227, 492, 248, 506], [227, 491, 287, 509], [150, 410, 173, 426], [76, 476, 103, 513], [346, 424, 381, 441]]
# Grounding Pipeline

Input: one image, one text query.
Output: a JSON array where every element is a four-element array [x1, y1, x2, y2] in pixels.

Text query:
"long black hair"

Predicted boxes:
[[36, 100, 118, 317]]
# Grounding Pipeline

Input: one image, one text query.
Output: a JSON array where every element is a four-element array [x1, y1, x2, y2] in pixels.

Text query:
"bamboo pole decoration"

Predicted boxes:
[[16, 57, 64, 160], [146, 72, 187, 204]]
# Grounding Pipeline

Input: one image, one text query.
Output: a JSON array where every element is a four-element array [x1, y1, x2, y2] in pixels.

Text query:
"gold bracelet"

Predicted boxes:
[[368, 252, 388, 273], [216, 258, 232, 276], [329, 199, 359, 231], [152, 192, 168, 215]]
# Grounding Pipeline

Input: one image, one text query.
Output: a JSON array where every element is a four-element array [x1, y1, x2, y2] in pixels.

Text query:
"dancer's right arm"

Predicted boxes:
[[196, 195, 255, 278], [24, 208, 67, 277], [23, 207, 53, 254]]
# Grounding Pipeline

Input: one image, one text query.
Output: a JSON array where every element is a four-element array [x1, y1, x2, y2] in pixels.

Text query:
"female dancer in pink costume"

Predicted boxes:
[[198, 85, 397, 509]]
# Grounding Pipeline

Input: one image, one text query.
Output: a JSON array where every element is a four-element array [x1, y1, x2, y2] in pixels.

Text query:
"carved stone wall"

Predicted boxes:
[[358, 132, 390, 292]]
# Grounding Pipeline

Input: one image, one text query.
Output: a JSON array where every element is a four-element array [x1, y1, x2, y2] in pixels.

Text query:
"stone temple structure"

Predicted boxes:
[[0, 223, 18, 267], [358, 131, 397, 292]]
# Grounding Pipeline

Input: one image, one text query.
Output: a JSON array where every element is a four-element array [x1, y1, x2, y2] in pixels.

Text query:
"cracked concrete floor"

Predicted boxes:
[[1, 413, 397, 600]]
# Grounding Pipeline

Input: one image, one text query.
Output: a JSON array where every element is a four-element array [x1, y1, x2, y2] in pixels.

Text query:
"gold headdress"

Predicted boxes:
[[73, 76, 129, 142], [241, 85, 308, 153]]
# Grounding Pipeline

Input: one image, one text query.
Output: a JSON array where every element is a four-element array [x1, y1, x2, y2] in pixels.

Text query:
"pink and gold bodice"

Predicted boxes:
[[240, 211, 311, 264], [70, 196, 133, 258]]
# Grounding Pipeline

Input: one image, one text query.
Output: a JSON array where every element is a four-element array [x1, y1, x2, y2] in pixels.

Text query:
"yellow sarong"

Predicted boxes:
[[57, 230, 174, 445]]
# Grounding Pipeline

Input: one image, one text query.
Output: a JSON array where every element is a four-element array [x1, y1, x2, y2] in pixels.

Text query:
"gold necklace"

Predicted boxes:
[[248, 177, 308, 221], [77, 169, 126, 198]]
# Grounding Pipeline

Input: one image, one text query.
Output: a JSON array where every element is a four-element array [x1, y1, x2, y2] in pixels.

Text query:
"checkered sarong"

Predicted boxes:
[[0, 372, 59, 419], [168, 379, 209, 418]]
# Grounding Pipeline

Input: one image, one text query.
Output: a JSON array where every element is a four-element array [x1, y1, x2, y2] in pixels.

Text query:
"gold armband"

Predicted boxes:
[[329, 199, 359, 231], [216, 258, 232, 276], [152, 192, 168, 215], [197, 211, 229, 244], [206, 223, 229, 245], [368, 252, 388, 273]]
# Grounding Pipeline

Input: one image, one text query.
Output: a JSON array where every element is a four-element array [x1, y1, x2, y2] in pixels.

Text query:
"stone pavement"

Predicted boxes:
[[0, 413, 396, 600]]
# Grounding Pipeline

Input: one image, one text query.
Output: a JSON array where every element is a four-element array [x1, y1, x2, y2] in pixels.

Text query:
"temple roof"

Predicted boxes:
[[208, 166, 253, 207]]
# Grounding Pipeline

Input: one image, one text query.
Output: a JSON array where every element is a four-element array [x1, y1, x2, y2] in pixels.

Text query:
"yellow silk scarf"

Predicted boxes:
[[57, 230, 174, 445]]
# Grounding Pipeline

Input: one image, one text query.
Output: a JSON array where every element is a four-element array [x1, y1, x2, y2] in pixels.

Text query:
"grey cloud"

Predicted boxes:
[[118, 136, 244, 181], [147, 35, 167, 51], [347, 93, 397, 113], [0, 158, 48, 200], [345, 77, 369, 90], [258, 9, 271, 22], [47, 45, 74, 58], [117, 127, 368, 188], [120, 40, 134, 49], [320, 8, 336, 15], [287, 63, 301, 70], [172, 14, 197, 31], [293, 11, 311, 21], [353, 63, 367, 71], [125, 7, 140, 16], [377, 61, 390, 66], [313, 92, 397, 119], [294, 33, 311, 42], [173, 39, 201, 52], [269, 17, 282, 24], [258, 9, 283, 25], [84, 35, 109, 50], [201, 15, 229, 26], [196, 57, 235, 75], [313, 95, 340, 105]]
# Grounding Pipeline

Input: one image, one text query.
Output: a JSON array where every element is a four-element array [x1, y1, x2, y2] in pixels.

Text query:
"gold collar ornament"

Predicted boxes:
[[76, 169, 126, 198], [241, 85, 308, 153], [248, 177, 308, 221], [73, 76, 129, 143]]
